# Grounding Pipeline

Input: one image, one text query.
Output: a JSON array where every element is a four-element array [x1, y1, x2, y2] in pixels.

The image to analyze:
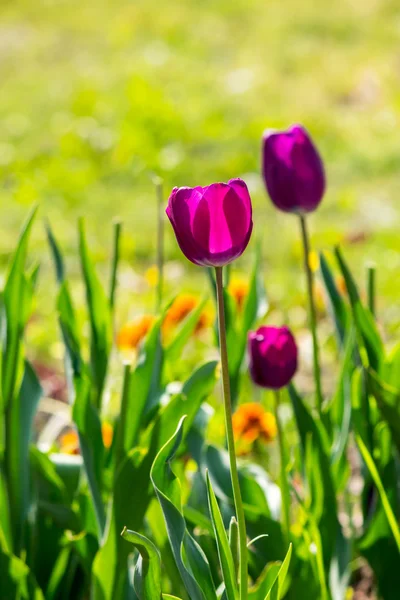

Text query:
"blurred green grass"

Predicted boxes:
[[1, 0, 400, 356]]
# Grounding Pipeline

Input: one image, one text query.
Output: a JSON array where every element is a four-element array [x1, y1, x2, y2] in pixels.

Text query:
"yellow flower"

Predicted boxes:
[[59, 430, 80, 455], [59, 422, 114, 454], [117, 315, 155, 350], [145, 265, 159, 287], [308, 251, 319, 273], [233, 402, 277, 444], [228, 278, 249, 311]]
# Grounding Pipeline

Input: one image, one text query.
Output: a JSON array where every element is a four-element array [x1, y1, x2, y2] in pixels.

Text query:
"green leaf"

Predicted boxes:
[[0, 547, 45, 600], [229, 517, 239, 583], [45, 220, 66, 284], [57, 282, 84, 380], [229, 246, 268, 405], [2, 206, 37, 411], [206, 471, 239, 600], [45, 547, 71, 600], [319, 252, 349, 346], [0, 470, 12, 553], [242, 243, 269, 334], [264, 544, 292, 600], [143, 361, 218, 452], [328, 330, 354, 490], [124, 317, 163, 451], [151, 417, 217, 600], [109, 220, 122, 310], [72, 375, 106, 539], [248, 562, 280, 600], [165, 295, 208, 361], [288, 384, 338, 569], [366, 368, 400, 456], [4, 361, 42, 553], [122, 528, 163, 600], [335, 247, 383, 370], [356, 435, 400, 552], [78, 218, 112, 408]]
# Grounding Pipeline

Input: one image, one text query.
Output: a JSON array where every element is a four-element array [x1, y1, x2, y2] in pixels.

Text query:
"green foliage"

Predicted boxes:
[[1, 198, 400, 600]]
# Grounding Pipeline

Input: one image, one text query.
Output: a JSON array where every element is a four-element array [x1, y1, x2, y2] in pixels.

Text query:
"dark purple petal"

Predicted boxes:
[[248, 325, 298, 389], [262, 124, 325, 214]]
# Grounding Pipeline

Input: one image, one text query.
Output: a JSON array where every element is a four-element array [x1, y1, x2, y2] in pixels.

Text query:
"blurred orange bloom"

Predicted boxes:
[[163, 294, 211, 335], [59, 422, 114, 454], [194, 308, 213, 334], [164, 294, 197, 331], [233, 402, 277, 444], [228, 278, 249, 311], [117, 315, 155, 350], [59, 430, 80, 455], [102, 422, 113, 449]]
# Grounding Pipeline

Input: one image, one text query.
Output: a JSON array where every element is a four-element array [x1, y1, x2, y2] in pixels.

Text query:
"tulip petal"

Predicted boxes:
[[248, 326, 298, 389], [262, 124, 325, 214], [166, 179, 253, 267]]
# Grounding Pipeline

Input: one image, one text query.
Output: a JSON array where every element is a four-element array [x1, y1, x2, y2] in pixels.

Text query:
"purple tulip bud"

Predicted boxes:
[[262, 124, 325, 214], [166, 179, 253, 267], [248, 326, 298, 389]]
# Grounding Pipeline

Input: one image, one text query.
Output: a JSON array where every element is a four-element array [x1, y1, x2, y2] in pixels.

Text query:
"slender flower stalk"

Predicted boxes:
[[366, 262, 376, 317], [215, 266, 248, 600], [299, 214, 323, 413], [274, 390, 290, 538]]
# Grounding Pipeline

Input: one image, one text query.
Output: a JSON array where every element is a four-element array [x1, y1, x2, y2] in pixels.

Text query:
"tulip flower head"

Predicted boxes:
[[166, 179, 253, 267], [262, 125, 325, 214], [248, 326, 298, 389]]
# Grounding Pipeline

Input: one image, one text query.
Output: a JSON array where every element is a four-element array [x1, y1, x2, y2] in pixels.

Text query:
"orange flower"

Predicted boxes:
[[102, 422, 113, 449], [163, 293, 212, 336], [233, 402, 277, 444], [59, 430, 80, 455], [117, 315, 155, 350], [336, 275, 347, 296], [163, 294, 198, 332], [59, 422, 114, 454], [228, 278, 249, 311], [194, 308, 213, 334]]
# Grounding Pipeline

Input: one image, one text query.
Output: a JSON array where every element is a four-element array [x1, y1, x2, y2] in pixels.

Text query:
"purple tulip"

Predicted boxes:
[[262, 124, 325, 214], [166, 179, 253, 267], [248, 326, 298, 389]]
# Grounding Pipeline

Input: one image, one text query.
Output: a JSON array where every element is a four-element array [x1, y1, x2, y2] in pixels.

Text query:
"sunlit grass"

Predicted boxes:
[[1, 0, 400, 357]]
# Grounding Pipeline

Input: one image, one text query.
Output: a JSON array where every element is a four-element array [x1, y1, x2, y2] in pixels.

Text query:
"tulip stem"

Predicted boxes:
[[274, 390, 291, 538], [215, 266, 248, 599], [299, 215, 323, 413]]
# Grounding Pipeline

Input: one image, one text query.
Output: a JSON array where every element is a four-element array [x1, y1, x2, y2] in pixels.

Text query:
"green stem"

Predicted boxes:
[[299, 215, 323, 413], [109, 219, 122, 311], [366, 263, 376, 317], [274, 390, 290, 538], [155, 178, 164, 313], [215, 266, 248, 599]]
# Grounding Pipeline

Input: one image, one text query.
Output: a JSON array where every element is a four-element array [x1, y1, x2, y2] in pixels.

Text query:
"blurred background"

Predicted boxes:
[[1, 0, 400, 360]]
